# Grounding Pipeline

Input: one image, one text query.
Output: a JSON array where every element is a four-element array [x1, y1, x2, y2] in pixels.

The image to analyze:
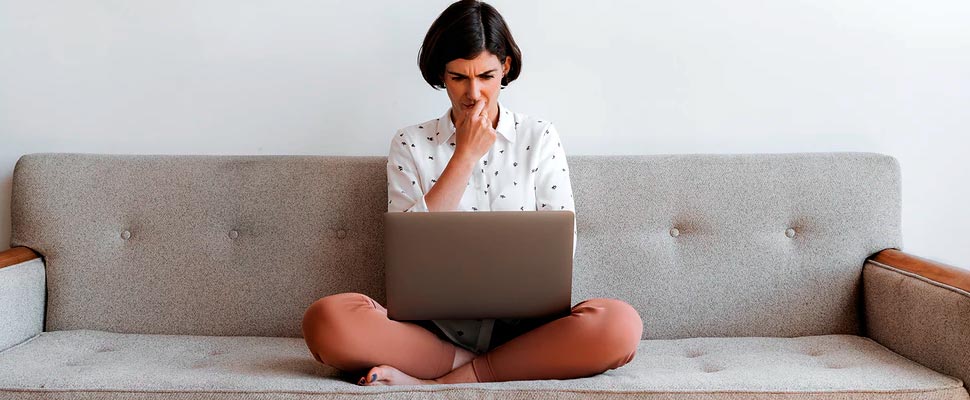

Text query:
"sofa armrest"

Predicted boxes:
[[0, 247, 45, 353], [863, 249, 969, 387]]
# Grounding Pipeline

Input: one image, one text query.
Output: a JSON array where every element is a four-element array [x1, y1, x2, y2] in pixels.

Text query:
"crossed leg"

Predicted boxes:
[[302, 292, 466, 383], [301, 292, 643, 385]]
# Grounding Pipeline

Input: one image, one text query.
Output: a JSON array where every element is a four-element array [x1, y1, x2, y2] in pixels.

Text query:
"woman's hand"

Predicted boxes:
[[453, 98, 497, 162]]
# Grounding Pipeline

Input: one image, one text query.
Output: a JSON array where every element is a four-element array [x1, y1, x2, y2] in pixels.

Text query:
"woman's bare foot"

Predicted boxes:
[[357, 365, 436, 386], [356, 346, 479, 386]]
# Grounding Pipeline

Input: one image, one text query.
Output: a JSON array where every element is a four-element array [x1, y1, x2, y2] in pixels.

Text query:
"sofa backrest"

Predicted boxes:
[[10, 152, 901, 339]]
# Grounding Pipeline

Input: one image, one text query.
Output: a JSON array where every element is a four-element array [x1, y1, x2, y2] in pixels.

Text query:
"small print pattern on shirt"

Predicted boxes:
[[385, 102, 577, 353], [386, 101, 576, 222]]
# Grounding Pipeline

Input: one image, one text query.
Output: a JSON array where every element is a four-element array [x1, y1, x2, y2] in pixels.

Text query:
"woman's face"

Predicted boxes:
[[442, 51, 511, 121]]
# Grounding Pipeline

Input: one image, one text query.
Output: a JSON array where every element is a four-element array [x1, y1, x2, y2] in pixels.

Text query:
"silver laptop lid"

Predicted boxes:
[[383, 210, 574, 321]]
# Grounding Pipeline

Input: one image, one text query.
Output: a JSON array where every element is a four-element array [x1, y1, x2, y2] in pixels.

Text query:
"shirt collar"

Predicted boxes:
[[434, 101, 516, 147]]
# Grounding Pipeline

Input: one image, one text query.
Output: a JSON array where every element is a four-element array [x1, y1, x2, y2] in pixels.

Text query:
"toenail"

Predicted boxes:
[[371, 373, 377, 382], [357, 377, 364, 385]]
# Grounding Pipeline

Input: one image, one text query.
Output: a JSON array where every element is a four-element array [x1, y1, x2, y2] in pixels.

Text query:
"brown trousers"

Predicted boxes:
[[302, 292, 642, 382]]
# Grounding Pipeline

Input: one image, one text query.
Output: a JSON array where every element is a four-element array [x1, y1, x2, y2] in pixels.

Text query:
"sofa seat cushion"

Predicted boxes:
[[0, 330, 965, 400]]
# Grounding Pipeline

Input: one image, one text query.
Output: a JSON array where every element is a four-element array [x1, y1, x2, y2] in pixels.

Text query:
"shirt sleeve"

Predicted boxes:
[[387, 131, 430, 213], [533, 123, 578, 259]]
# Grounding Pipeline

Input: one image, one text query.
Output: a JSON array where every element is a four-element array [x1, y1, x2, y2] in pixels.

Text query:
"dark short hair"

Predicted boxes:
[[418, 0, 522, 90]]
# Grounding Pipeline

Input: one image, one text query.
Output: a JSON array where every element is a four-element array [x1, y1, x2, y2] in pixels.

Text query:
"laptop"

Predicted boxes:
[[383, 210, 574, 321]]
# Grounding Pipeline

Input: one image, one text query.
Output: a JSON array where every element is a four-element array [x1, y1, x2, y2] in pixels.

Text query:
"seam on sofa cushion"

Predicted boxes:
[[0, 334, 40, 357], [867, 260, 970, 299]]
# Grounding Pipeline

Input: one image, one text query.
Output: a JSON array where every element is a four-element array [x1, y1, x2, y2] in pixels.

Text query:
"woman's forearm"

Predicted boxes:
[[424, 152, 477, 212]]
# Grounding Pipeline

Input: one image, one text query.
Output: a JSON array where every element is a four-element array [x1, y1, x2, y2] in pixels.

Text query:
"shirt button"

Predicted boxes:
[[457, 330, 464, 336]]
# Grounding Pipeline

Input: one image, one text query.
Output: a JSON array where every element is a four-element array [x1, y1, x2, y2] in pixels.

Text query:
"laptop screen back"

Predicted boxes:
[[383, 210, 574, 321]]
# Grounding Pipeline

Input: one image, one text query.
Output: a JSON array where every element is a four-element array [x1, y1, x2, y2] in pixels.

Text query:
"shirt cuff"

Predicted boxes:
[[405, 194, 431, 213]]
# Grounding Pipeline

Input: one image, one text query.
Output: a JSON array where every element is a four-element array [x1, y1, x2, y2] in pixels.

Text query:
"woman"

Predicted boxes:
[[301, 0, 643, 386]]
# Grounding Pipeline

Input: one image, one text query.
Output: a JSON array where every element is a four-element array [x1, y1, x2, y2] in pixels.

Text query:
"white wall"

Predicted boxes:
[[1, 0, 968, 268]]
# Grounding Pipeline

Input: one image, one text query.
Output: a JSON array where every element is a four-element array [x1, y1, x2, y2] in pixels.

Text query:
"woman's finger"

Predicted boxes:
[[472, 98, 486, 118]]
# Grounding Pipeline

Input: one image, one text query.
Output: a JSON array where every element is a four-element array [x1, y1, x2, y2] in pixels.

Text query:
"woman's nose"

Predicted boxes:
[[468, 78, 482, 96]]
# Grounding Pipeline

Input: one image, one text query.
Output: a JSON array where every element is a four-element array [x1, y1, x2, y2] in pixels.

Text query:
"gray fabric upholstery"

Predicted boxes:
[[10, 152, 902, 339], [4, 152, 964, 399], [0, 258, 45, 352], [863, 259, 970, 395], [0, 330, 965, 400]]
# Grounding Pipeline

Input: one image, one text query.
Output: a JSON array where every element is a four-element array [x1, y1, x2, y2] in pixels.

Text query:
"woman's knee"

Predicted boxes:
[[576, 298, 644, 364], [302, 292, 377, 366], [303, 292, 371, 328]]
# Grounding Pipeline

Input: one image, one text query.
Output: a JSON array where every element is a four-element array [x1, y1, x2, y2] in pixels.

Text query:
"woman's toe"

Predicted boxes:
[[362, 366, 383, 385]]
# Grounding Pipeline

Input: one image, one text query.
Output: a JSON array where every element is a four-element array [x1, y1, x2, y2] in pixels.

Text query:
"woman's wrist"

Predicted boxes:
[[450, 151, 478, 168]]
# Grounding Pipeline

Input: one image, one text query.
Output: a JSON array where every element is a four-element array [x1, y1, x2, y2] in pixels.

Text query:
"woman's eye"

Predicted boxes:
[[450, 76, 493, 81]]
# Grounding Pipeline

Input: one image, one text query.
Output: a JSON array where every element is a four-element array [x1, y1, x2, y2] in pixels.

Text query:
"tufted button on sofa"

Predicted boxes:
[[1, 152, 968, 399]]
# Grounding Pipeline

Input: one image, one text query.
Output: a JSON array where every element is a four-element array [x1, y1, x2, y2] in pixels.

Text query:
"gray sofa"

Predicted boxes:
[[1, 152, 968, 399]]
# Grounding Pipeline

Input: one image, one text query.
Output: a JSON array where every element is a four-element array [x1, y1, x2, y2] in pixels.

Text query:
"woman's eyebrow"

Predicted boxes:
[[446, 69, 498, 78]]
